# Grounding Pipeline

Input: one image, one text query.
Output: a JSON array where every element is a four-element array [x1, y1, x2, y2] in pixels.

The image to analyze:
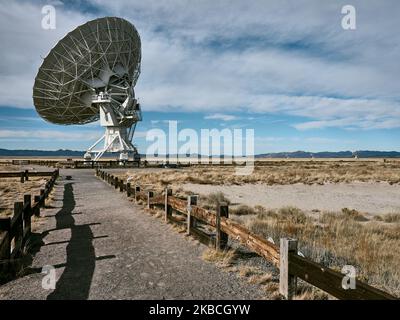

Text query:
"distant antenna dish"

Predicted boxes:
[[33, 17, 142, 161]]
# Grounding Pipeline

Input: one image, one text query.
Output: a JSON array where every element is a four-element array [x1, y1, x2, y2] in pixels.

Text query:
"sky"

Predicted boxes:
[[0, 0, 399, 154]]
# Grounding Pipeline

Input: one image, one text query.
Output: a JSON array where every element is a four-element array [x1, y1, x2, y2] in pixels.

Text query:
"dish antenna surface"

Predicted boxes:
[[33, 17, 142, 161]]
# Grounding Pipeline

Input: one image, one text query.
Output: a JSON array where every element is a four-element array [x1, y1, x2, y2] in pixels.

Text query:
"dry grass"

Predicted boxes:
[[119, 160, 400, 187], [231, 205, 257, 216], [248, 272, 273, 285], [245, 205, 400, 297], [200, 192, 231, 210], [202, 248, 237, 267], [374, 213, 400, 223], [0, 177, 49, 217], [294, 286, 329, 300], [202, 248, 284, 298]]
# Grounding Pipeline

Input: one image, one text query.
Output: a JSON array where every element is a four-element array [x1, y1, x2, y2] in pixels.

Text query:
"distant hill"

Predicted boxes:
[[1, 148, 400, 158], [255, 150, 400, 158], [0, 148, 85, 157]]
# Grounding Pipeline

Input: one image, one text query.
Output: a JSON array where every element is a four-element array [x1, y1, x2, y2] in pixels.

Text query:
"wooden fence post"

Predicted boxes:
[[147, 191, 154, 209], [119, 180, 124, 192], [187, 195, 198, 235], [40, 189, 45, 207], [13, 201, 24, 247], [114, 177, 119, 189], [135, 186, 140, 202], [216, 204, 229, 250], [23, 194, 31, 239], [0, 217, 11, 260], [13, 202, 24, 254], [164, 188, 172, 222], [126, 182, 131, 197], [279, 238, 298, 300], [34, 195, 41, 217]]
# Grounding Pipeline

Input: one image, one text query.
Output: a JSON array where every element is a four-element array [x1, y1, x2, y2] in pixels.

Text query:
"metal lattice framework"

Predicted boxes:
[[33, 17, 141, 125]]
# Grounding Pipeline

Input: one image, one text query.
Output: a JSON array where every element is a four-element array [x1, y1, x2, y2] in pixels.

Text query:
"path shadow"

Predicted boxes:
[[45, 182, 96, 300]]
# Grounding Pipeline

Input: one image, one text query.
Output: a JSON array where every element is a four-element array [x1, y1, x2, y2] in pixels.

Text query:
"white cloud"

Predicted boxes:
[[1, 0, 400, 131], [0, 1, 92, 108], [0, 129, 99, 140], [204, 113, 238, 121]]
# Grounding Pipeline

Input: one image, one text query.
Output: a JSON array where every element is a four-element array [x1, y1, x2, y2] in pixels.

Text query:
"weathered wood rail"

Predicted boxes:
[[0, 169, 59, 274], [96, 168, 397, 300], [0, 170, 56, 183]]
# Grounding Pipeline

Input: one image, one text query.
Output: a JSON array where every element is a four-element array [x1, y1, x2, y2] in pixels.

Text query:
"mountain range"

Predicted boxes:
[[1, 149, 400, 158]]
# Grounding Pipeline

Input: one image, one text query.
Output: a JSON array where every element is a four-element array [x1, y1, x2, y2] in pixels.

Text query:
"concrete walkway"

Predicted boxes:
[[0, 169, 261, 300]]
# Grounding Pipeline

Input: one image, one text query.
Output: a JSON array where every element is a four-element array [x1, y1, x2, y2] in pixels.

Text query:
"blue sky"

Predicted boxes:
[[0, 0, 399, 153]]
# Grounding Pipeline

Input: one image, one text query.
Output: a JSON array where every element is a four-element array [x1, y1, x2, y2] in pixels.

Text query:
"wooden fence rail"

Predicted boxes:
[[0, 169, 59, 274], [0, 170, 56, 183], [96, 169, 396, 300]]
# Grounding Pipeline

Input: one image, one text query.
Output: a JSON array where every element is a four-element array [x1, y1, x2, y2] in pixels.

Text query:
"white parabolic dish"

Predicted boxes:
[[33, 17, 143, 161]]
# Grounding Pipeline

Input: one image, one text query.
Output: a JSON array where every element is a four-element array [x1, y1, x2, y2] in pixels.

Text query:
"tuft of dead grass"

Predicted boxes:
[[201, 192, 231, 210], [376, 213, 400, 223], [231, 205, 256, 216], [202, 248, 236, 268], [294, 286, 329, 300]]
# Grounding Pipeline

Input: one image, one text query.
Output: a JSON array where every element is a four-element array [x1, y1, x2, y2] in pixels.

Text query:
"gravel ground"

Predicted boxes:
[[0, 169, 262, 300]]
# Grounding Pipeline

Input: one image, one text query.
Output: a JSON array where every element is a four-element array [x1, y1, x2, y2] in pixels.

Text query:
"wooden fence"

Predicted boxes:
[[0, 169, 59, 274], [20, 159, 187, 169], [96, 168, 397, 300], [0, 170, 56, 183], [2, 159, 141, 169]]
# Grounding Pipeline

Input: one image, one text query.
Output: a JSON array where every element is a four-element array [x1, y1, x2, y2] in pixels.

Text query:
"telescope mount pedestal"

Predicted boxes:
[[84, 92, 141, 163]]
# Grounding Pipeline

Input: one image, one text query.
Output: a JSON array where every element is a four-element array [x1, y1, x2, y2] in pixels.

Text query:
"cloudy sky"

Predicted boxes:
[[0, 0, 399, 153]]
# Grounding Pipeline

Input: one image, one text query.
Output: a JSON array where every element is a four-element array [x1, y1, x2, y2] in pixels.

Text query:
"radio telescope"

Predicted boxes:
[[33, 17, 142, 162]]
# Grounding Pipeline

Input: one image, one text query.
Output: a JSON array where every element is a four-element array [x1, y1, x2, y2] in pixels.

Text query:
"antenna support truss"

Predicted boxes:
[[84, 91, 142, 162]]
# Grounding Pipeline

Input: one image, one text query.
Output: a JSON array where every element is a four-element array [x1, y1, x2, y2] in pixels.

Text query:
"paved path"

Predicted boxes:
[[0, 169, 261, 300]]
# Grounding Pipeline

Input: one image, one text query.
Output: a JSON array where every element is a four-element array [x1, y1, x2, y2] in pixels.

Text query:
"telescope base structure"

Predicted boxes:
[[84, 94, 142, 163], [85, 127, 139, 162]]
